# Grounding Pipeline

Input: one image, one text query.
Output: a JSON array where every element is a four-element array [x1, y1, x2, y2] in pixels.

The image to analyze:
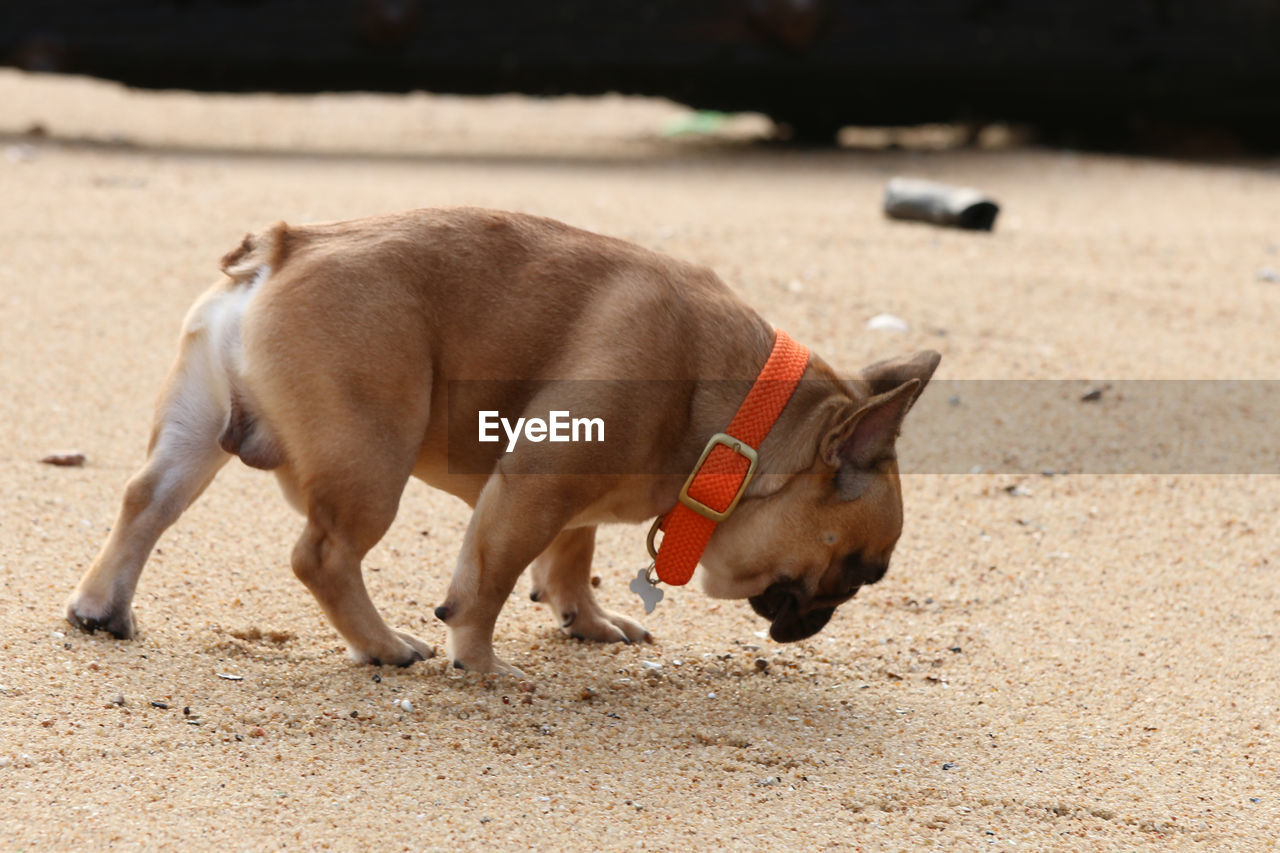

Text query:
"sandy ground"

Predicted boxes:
[[2, 69, 1279, 850]]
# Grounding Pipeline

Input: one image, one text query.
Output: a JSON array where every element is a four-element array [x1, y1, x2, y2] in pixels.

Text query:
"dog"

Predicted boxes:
[[66, 207, 939, 675]]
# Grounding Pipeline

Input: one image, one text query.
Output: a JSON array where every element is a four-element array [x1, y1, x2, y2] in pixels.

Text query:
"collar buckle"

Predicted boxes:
[[676, 432, 759, 523]]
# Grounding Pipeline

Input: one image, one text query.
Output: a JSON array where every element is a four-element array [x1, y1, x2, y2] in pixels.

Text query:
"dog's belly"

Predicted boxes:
[[410, 452, 486, 508], [410, 440, 672, 528]]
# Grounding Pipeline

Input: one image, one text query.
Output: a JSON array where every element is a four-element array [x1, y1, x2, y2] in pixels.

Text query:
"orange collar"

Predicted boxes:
[[647, 330, 810, 586]]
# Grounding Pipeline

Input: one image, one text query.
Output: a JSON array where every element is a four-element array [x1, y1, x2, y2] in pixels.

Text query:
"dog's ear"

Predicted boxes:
[[818, 351, 941, 469], [861, 350, 941, 404], [820, 379, 920, 469]]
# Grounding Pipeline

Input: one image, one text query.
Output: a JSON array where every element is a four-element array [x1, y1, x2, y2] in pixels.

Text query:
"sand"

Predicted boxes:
[[2, 69, 1278, 850]]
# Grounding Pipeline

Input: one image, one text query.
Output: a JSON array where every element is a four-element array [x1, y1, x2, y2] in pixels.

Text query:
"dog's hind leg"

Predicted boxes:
[[529, 526, 651, 644], [229, 235, 437, 667], [67, 308, 233, 639], [287, 448, 435, 667]]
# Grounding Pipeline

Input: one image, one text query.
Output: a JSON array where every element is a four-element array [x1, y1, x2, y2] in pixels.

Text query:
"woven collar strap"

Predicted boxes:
[[649, 329, 810, 586]]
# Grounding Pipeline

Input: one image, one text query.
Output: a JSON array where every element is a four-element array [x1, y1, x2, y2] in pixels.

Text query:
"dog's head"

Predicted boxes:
[[699, 350, 940, 642]]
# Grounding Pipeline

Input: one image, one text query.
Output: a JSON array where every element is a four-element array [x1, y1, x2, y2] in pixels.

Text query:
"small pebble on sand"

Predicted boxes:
[[4, 144, 37, 163], [865, 313, 910, 332]]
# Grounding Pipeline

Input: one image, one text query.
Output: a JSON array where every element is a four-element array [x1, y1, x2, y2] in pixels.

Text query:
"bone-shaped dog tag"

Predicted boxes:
[[630, 567, 665, 614]]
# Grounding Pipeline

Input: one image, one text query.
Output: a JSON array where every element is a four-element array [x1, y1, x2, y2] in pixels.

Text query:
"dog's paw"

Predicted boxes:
[[448, 654, 527, 679], [563, 607, 651, 645], [65, 597, 136, 640], [445, 626, 527, 677], [351, 631, 435, 667], [393, 631, 437, 663]]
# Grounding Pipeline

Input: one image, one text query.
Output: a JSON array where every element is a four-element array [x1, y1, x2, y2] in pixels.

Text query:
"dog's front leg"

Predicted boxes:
[[530, 526, 651, 644], [436, 477, 575, 676]]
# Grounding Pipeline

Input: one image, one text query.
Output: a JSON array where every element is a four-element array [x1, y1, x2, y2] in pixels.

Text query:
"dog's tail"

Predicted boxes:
[[184, 221, 290, 471], [220, 221, 289, 283]]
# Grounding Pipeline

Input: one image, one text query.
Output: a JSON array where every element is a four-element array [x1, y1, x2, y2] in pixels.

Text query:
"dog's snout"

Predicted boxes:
[[768, 603, 835, 643], [841, 552, 888, 589], [749, 580, 837, 643], [748, 581, 794, 621]]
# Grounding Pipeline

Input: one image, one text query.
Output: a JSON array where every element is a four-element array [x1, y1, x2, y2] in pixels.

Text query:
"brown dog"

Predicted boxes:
[[66, 207, 939, 675]]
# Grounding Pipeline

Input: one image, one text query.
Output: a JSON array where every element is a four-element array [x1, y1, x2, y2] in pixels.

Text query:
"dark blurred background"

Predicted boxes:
[[4, 0, 1280, 150]]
